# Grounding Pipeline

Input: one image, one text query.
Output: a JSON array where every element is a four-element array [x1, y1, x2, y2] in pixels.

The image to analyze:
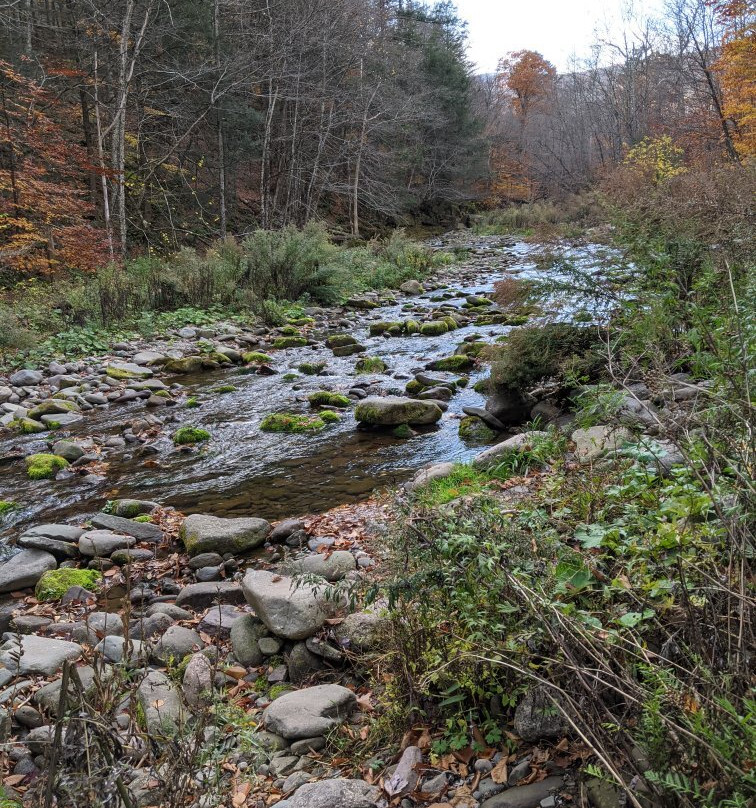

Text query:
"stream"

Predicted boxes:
[[0, 235, 613, 543]]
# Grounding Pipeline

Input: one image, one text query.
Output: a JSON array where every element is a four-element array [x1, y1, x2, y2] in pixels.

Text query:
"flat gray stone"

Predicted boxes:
[[78, 530, 135, 557], [404, 462, 456, 492], [22, 524, 85, 543], [90, 513, 163, 541], [275, 778, 381, 808], [136, 670, 183, 738], [17, 535, 79, 560], [354, 396, 442, 426], [0, 549, 57, 594], [571, 425, 631, 462], [289, 551, 356, 581], [152, 625, 203, 663], [230, 613, 268, 667], [95, 635, 146, 664], [10, 369, 43, 386], [180, 513, 270, 556], [242, 570, 335, 640], [473, 431, 548, 468], [106, 361, 153, 379], [174, 581, 245, 610], [480, 777, 563, 808], [0, 635, 82, 675], [264, 684, 356, 740]]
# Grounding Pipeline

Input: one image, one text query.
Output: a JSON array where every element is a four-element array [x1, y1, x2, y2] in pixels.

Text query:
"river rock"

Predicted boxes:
[[110, 499, 158, 517], [289, 550, 356, 581], [404, 462, 456, 492], [180, 513, 271, 556], [9, 369, 43, 386], [0, 635, 82, 675], [571, 425, 632, 462], [269, 518, 306, 543], [241, 570, 335, 640], [513, 686, 569, 741], [229, 613, 268, 666], [0, 549, 57, 594], [95, 635, 147, 664], [51, 440, 86, 462], [463, 405, 506, 431], [472, 431, 549, 468], [136, 670, 184, 737], [183, 652, 213, 707], [263, 684, 356, 739], [132, 350, 167, 366], [174, 581, 245, 610], [333, 610, 389, 651], [354, 396, 442, 426], [163, 356, 205, 374], [400, 280, 424, 294], [23, 524, 85, 543], [90, 513, 163, 541], [287, 642, 325, 685], [152, 625, 203, 663], [78, 530, 135, 557], [106, 361, 153, 379], [275, 779, 382, 808], [33, 666, 96, 714], [480, 776, 563, 808], [41, 411, 83, 427], [28, 399, 80, 419], [485, 388, 530, 426], [17, 534, 79, 560], [198, 604, 240, 637]]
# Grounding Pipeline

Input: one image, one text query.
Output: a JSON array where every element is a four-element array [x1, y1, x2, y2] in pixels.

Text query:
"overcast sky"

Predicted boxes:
[[454, 0, 666, 74]]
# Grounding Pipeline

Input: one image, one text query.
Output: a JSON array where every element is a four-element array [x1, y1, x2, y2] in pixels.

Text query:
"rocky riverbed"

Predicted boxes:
[[0, 232, 655, 808]]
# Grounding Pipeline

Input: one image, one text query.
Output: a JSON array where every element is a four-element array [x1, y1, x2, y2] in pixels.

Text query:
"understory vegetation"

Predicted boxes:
[[0, 226, 449, 368], [366, 161, 755, 807]]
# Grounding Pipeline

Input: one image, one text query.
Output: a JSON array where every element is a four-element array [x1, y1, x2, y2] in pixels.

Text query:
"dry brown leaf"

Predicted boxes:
[[232, 781, 251, 807], [490, 757, 509, 784]]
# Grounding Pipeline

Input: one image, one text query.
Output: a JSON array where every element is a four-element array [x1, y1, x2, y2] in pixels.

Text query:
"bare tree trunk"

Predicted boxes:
[[213, 0, 227, 237]]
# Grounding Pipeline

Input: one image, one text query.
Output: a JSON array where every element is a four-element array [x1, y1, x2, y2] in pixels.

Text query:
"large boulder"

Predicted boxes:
[[106, 361, 153, 380], [0, 549, 57, 594], [485, 387, 530, 426], [275, 778, 382, 808], [472, 431, 548, 468], [404, 462, 456, 492], [10, 369, 43, 386], [230, 614, 268, 667], [0, 635, 82, 675], [354, 396, 442, 426], [241, 570, 336, 640], [175, 581, 245, 610], [180, 514, 271, 556], [263, 684, 356, 739], [288, 551, 356, 582], [78, 530, 135, 557]]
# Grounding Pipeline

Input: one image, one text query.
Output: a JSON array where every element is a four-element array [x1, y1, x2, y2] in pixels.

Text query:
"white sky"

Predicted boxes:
[[454, 0, 666, 73]]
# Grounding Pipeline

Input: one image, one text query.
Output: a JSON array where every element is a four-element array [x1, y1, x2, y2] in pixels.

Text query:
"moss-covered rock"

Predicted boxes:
[[243, 351, 274, 364], [164, 356, 205, 374], [106, 361, 152, 380], [458, 416, 497, 444], [369, 321, 403, 336], [419, 321, 448, 336], [442, 316, 459, 331], [279, 325, 300, 336], [288, 316, 314, 326], [25, 453, 69, 480], [404, 319, 421, 334], [325, 334, 357, 348], [35, 568, 102, 602], [392, 423, 414, 438], [212, 385, 237, 394], [260, 412, 329, 433], [0, 501, 16, 514], [457, 340, 487, 357], [172, 427, 211, 445], [319, 410, 341, 423], [333, 343, 366, 357], [354, 396, 442, 426], [404, 379, 425, 395], [428, 355, 475, 372], [272, 337, 308, 349], [27, 399, 79, 420], [298, 361, 327, 375], [308, 391, 352, 408], [12, 417, 46, 434], [185, 397, 200, 408], [355, 357, 388, 374]]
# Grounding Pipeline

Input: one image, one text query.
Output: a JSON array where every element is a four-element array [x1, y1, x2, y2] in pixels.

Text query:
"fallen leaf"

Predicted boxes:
[[490, 757, 509, 784], [232, 781, 251, 807]]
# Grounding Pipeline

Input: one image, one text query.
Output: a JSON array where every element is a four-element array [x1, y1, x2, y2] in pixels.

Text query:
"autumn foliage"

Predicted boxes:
[[0, 62, 107, 276]]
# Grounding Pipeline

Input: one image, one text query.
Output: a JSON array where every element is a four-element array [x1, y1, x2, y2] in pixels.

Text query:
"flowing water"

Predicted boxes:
[[0, 236, 613, 544]]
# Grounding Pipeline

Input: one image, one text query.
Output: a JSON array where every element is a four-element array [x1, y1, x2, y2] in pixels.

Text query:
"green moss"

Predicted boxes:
[[420, 321, 448, 336], [153, 389, 171, 398], [325, 334, 357, 348], [319, 410, 341, 423], [243, 351, 274, 364], [405, 380, 425, 395], [279, 325, 300, 336], [268, 684, 294, 700], [457, 340, 487, 357], [282, 373, 298, 382], [458, 416, 497, 444], [392, 423, 413, 438], [308, 391, 352, 408], [35, 568, 102, 601], [298, 361, 327, 375], [185, 396, 200, 408], [355, 356, 388, 374], [212, 385, 237, 394], [172, 427, 211, 445], [474, 377, 491, 394], [332, 343, 365, 356], [272, 337, 307, 349], [428, 355, 475, 372], [260, 412, 327, 433], [404, 319, 421, 334], [133, 514, 153, 523], [369, 321, 402, 336], [13, 418, 46, 434], [25, 453, 69, 480], [0, 501, 16, 514], [288, 316, 314, 326], [442, 316, 459, 331]]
